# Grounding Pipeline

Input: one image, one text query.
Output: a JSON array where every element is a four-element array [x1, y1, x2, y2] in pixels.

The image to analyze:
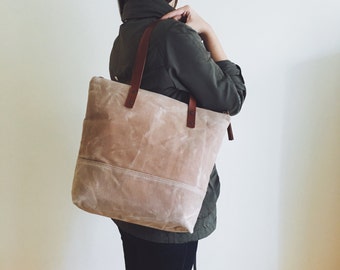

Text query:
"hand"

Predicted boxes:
[[161, 5, 211, 35], [162, 5, 228, 61]]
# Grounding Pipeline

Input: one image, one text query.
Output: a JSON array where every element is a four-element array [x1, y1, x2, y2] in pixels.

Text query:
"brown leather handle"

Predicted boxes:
[[227, 124, 234, 140], [187, 96, 196, 128], [124, 21, 158, 109], [124, 20, 234, 139], [124, 20, 197, 128]]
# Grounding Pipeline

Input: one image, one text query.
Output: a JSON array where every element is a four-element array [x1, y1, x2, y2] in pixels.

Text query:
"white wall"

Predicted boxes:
[[1, 0, 339, 269]]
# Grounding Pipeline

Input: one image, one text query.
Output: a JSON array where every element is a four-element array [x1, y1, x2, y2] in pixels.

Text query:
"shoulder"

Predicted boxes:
[[153, 19, 202, 44], [151, 19, 207, 61]]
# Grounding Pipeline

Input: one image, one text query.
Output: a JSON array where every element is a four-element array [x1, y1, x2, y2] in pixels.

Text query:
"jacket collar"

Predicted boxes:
[[121, 0, 173, 21]]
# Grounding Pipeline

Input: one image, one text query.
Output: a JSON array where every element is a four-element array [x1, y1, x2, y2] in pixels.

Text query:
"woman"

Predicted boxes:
[[109, 0, 246, 269]]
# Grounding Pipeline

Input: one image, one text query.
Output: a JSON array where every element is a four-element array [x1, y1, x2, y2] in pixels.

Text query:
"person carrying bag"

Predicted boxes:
[[72, 1, 246, 269]]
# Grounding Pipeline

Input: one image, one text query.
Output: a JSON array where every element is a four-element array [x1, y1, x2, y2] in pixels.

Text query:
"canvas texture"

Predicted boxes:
[[72, 76, 230, 233]]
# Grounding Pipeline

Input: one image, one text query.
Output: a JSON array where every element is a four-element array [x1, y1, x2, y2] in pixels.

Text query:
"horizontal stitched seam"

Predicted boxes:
[[77, 157, 205, 195]]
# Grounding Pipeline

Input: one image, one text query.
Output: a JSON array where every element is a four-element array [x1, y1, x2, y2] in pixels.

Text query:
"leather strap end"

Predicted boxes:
[[227, 123, 234, 140], [187, 96, 196, 128], [124, 88, 138, 108]]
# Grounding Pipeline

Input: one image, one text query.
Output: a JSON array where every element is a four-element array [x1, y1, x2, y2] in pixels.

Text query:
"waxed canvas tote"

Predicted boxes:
[[72, 21, 232, 233]]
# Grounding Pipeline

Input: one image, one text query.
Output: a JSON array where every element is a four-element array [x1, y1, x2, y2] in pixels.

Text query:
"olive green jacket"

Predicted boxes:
[[109, 0, 246, 243]]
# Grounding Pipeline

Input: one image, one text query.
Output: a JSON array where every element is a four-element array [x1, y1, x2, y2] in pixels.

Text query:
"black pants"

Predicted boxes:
[[119, 229, 198, 270]]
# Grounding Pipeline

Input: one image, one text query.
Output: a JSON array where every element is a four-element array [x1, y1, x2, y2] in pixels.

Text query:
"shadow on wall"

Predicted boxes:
[[279, 53, 340, 270]]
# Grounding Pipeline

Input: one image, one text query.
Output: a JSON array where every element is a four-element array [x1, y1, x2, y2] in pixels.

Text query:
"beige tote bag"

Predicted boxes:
[[72, 21, 232, 233]]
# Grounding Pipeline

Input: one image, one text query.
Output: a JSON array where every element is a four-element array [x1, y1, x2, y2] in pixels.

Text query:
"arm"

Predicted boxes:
[[161, 7, 246, 115]]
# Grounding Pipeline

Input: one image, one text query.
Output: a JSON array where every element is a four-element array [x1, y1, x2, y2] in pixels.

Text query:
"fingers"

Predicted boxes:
[[161, 5, 209, 34], [161, 5, 190, 20]]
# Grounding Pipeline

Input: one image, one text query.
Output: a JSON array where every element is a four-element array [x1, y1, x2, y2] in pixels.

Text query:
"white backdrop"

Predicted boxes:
[[1, 0, 339, 269]]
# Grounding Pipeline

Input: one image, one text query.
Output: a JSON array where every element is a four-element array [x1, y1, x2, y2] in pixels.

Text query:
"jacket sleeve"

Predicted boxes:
[[162, 22, 246, 115]]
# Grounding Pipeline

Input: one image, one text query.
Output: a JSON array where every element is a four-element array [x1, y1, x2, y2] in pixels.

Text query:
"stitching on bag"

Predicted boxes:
[[77, 157, 205, 195]]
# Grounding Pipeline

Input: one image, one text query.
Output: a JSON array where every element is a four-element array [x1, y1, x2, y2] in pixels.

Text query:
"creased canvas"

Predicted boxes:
[[72, 76, 230, 233]]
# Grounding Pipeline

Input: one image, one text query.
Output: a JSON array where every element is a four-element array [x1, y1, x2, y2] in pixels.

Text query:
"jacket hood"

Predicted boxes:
[[119, 0, 173, 22]]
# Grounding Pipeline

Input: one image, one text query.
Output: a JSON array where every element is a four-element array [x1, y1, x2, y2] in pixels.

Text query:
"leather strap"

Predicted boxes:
[[124, 20, 233, 136], [187, 96, 196, 128], [124, 20, 198, 128], [124, 21, 159, 108], [227, 124, 234, 140]]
